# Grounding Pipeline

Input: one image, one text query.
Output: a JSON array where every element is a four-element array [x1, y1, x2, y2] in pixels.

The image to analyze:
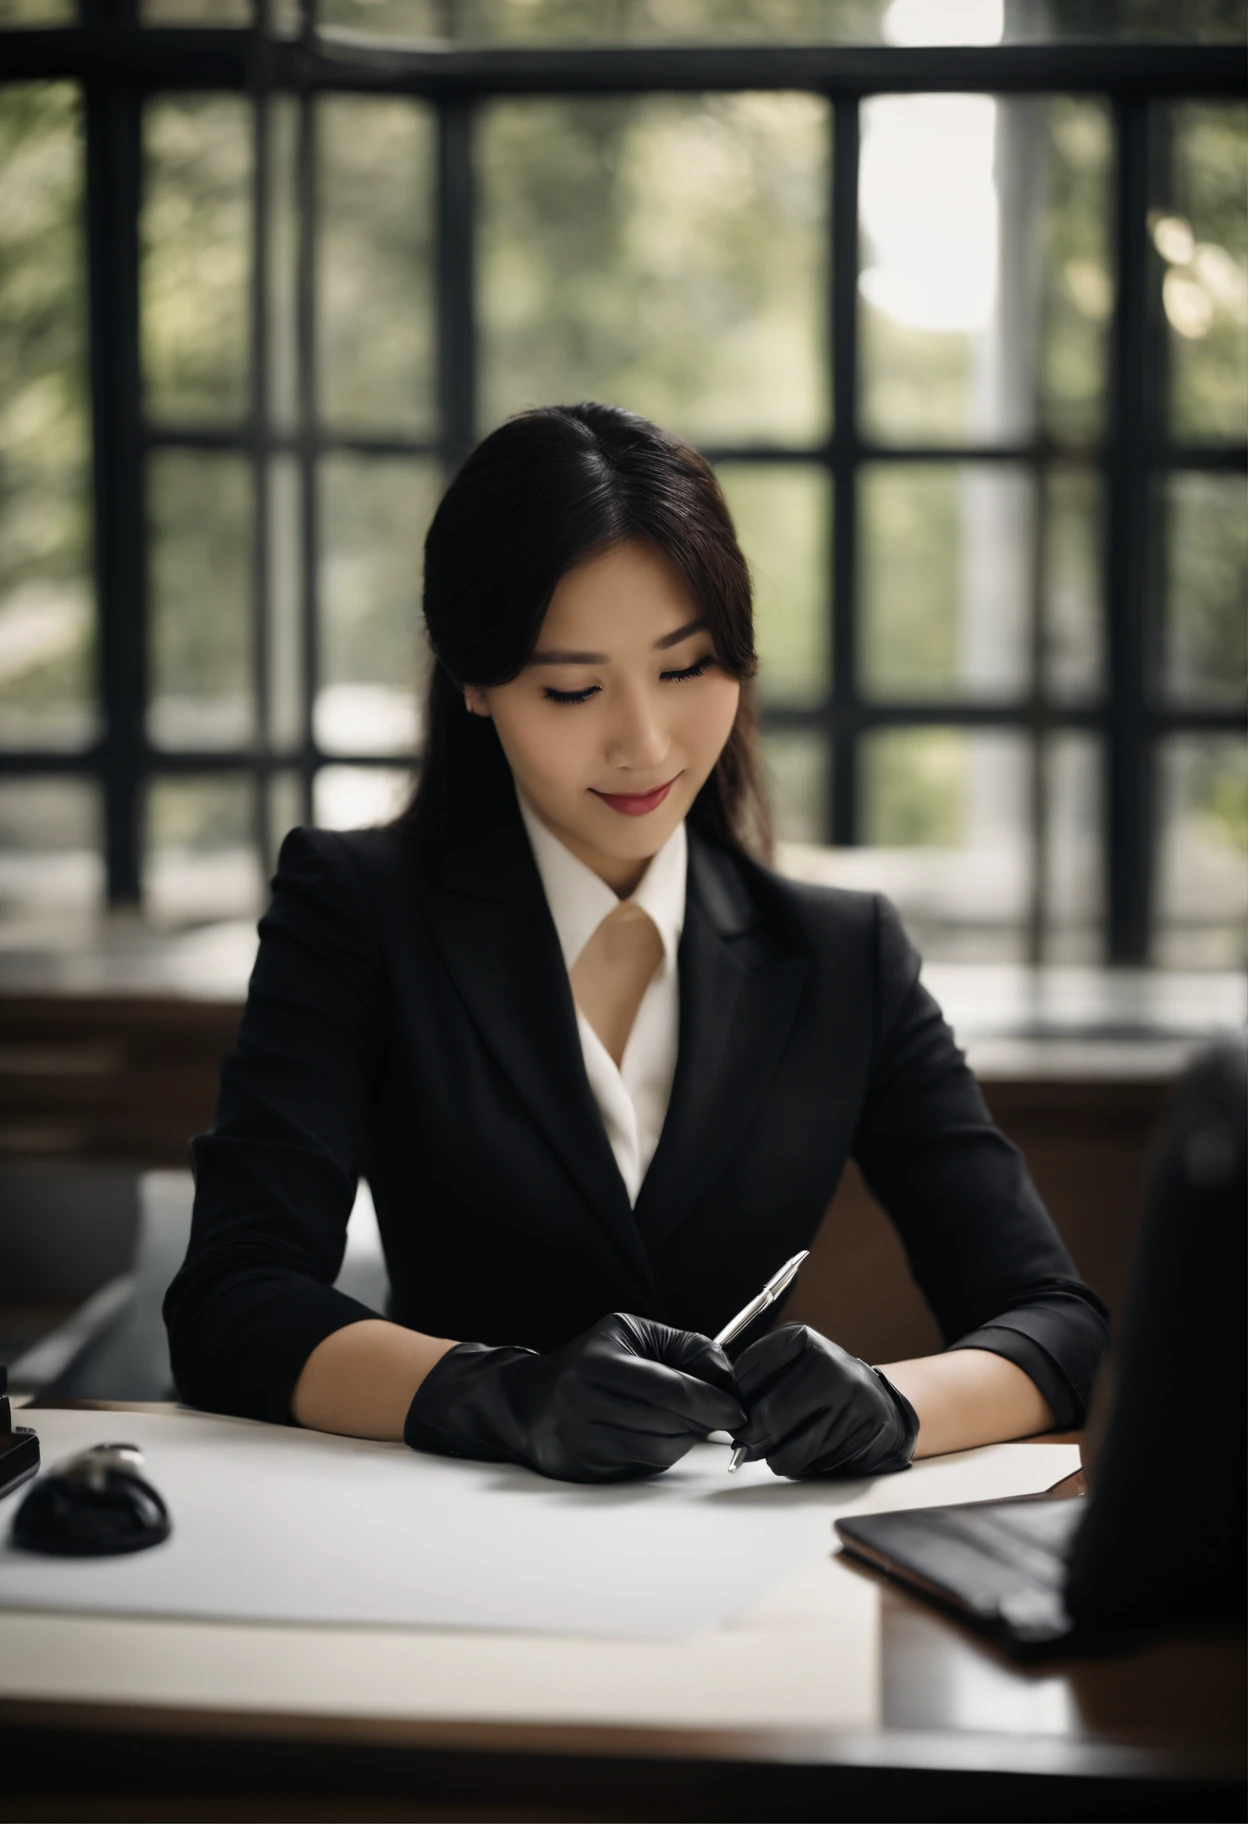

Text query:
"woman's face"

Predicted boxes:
[[463, 541, 741, 895]]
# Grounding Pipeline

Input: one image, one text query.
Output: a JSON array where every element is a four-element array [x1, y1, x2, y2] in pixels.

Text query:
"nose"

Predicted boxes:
[[603, 678, 670, 774]]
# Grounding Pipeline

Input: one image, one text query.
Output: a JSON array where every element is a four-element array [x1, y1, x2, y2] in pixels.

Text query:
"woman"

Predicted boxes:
[[165, 403, 1106, 1485]]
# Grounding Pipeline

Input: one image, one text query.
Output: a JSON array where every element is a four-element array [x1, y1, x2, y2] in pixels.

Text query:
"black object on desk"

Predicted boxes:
[[11, 1442, 171, 1557], [0, 1365, 40, 1502], [838, 1485, 1089, 1654], [838, 1036, 1248, 1657]]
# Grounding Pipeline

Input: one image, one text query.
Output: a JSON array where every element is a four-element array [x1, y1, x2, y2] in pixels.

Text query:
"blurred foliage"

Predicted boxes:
[[318, 0, 1244, 42], [860, 464, 1032, 701], [267, 769, 304, 863], [1200, 745, 1248, 854], [148, 451, 255, 746], [7, 0, 1238, 32], [0, 776, 96, 851], [862, 467, 962, 696], [266, 453, 305, 748], [266, 95, 300, 427], [146, 773, 256, 850], [861, 726, 1031, 861], [862, 97, 1111, 445], [1044, 732, 1103, 937], [1044, 465, 1103, 699], [716, 464, 829, 706], [1162, 104, 1248, 442], [1163, 471, 1248, 705], [760, 729, 827, 844], [143, 774, 262, 926], [0, 0, 74, 21], [859, 315, 972, 447], [1040, 99, 1113, 440], [1048, 0, 1246, 41], [318, 455, 439, 746], [143, 95, 251, 423], [140, 0, 252, 19], [0, 82, 93, 750], [2, 0, 1243, 39], [862, 728, 967, 846], [479, 92, 827, 445], [1158, 735, 1248, 968], [320, 0, 889, 41], [318, 96, 436, 433]]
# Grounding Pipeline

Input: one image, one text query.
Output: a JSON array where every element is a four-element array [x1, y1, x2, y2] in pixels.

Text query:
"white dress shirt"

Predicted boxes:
[[516, 789, 686, 1208]]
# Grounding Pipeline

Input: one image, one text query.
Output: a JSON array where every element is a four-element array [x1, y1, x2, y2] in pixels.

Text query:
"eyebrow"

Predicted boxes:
[[527, 617, 709, 666]]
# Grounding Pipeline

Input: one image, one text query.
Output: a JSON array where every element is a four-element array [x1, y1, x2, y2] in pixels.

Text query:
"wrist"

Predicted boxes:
[[402, 1340, 536, 1464], [870, 1365, 920, 1470]]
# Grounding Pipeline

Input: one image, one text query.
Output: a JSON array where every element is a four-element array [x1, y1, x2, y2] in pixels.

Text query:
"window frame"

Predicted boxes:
[[2, 7, 1245, 962]]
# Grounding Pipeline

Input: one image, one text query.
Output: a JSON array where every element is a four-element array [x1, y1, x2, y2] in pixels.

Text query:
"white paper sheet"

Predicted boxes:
[[0, 1410, 1079, 1643]]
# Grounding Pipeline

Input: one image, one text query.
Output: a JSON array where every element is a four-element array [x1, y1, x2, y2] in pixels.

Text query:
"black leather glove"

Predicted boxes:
[[403, 1312, 746, 1484], [730, 1323, 919, 1480]]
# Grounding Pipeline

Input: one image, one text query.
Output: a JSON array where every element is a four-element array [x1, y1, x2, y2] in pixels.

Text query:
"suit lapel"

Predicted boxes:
[[416, 804, 807, 1290], [416, 810, 657, 1300], [632, 830, 808, 1254]]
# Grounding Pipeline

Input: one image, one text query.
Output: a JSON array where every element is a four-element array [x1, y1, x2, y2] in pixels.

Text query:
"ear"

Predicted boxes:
[[463, 685, 492, 719]]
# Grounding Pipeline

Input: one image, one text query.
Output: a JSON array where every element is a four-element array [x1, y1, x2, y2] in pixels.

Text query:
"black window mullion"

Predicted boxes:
[[1105, 95, 1155, 964], [830, 94, 860, 849], [81, 0, 144, 906]]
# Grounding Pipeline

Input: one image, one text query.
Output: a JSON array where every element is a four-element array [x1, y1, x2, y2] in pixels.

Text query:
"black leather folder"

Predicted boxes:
[[836, 1478, 1091, 1656]]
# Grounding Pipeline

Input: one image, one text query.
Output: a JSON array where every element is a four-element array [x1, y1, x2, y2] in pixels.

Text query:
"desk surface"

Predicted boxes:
[[1, 1402, 1243, 1823]]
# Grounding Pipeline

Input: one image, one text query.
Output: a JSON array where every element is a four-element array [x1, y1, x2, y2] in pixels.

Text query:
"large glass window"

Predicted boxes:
[[479, 93, 828, 445], [0, 14, 1243, 965], [317, 96, 436, 435], [859, 95, 1112, 447]]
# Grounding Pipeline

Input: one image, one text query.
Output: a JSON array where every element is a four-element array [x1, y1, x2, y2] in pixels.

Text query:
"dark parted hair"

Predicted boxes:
[[399, 403, 774, 865]]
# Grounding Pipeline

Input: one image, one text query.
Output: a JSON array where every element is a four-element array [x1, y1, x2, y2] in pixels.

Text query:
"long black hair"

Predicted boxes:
[[400, 403, 773, 864]]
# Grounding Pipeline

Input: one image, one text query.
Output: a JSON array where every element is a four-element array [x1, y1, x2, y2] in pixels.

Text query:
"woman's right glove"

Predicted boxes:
[[730, 1323, 919, 1480], [402, 1312, 745, 1484]]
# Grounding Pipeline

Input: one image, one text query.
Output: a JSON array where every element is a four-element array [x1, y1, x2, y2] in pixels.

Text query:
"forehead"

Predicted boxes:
[[542, 542, 695, 640]]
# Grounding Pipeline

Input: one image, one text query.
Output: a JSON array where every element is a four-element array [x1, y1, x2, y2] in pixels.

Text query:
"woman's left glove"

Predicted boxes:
[[402, 1313, 744, 1485], [730, 1323, 919, 1480]]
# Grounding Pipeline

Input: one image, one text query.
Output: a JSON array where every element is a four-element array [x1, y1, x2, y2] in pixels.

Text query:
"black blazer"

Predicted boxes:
[[164, 791, 1107, 1429]]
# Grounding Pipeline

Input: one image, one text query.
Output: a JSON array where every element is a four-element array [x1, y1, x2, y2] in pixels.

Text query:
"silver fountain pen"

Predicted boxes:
[[712, 1250, 809, 1473]]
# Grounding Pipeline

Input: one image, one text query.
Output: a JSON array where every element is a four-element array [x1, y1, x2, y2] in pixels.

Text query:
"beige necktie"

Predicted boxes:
[[569, 902, 664, 1072]]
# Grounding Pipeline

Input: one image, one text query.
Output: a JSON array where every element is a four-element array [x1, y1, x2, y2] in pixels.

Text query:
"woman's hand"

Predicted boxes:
[[403, 1313, 745, 1484], [730, 1323, 919, 1480]]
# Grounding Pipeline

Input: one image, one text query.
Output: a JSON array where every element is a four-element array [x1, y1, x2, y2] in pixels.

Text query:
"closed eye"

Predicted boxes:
[[542, 656, 715, 707]]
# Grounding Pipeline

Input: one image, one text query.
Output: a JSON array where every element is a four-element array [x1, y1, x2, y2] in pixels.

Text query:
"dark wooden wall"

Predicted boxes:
[[0, 996, 239, 1165]]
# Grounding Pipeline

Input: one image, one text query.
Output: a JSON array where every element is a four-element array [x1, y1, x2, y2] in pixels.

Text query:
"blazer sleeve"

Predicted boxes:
[[163, 826, 386, 1424], [851, 896, 1108, 1428]]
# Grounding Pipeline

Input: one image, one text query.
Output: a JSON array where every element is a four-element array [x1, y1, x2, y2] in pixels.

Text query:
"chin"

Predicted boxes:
[[606, 820, 686, 865]]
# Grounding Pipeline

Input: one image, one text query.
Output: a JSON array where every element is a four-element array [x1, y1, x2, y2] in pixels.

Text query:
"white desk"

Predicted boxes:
[[0, 1405, 1081, 1732], [2, 1404, 1241, 1822]]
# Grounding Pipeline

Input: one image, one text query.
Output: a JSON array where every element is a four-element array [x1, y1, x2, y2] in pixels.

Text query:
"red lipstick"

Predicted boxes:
[[591, 775, 680, 817]]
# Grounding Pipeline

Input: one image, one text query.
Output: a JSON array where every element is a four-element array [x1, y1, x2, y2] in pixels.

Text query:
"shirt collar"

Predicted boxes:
[[516, 787, 687, 977]]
